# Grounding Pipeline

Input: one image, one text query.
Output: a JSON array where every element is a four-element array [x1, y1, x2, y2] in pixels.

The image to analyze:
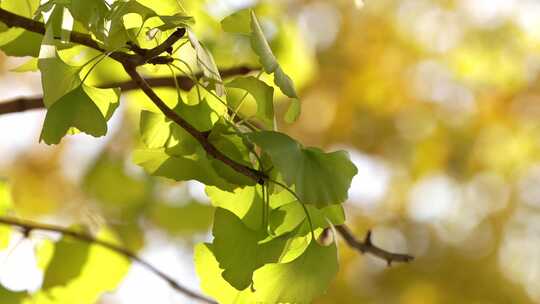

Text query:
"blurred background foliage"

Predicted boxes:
[[1, 0, 540, 303]]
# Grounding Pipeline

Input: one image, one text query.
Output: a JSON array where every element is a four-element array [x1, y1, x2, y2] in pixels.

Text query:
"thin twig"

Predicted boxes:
[[0, 216, 216, 304], [335, 225, 414, 266], [142, 28, 186, 61]]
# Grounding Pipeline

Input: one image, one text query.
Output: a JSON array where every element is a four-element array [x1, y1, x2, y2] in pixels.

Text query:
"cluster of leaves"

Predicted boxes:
[[0, 0, 358, 303]]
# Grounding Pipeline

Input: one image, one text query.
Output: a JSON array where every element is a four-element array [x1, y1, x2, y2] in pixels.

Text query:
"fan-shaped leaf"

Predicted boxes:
[[248, 131, 358, 208]]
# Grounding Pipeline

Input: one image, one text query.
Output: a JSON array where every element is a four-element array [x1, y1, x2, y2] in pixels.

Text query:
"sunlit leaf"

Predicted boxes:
[[226, 76, 275, 129], [221, 9, 251, 35], [195, 239, 337, 303], [148, 201, 213, 235], [40, 84, 120, 144], [133, 147, 239, 191], [34, 229, 131, 303], [187, 29, 224, 96], [270, 203, 345, 237]]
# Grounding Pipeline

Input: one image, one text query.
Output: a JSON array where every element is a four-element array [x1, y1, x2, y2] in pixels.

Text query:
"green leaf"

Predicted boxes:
[[250, 11, 298, 98], [195, 239, 338, 304], [209, 208, 308, 291], [284, 97, 301, 123], [187, 30, 224, 96], [270, 203, 345, 237], [250, 11, 277, 73], [34, 229, 130, 303], [67, 0, 109, 38], [0, 0, 41, 55], [38, 55, 80, 107], [40, 84, 120, 144], [207, 122, 256, 187], [132, 147, 239, 191], [83, 153, 150, 207], [42, 235, 91, 289], [221, 9, 251, 35], [226, 76, 275, 129], [148, 201, 213, 236], [248, 131, 358, 208], [156, 13, 194, 31], [139, 96, 224, 155], [206, 185, 263, 231], [247, 241, 338, 304], [104, 0, 157, 49], [0, 286, 27, 304], [140, 110, 172, 148], [211, 208, 262, 290]]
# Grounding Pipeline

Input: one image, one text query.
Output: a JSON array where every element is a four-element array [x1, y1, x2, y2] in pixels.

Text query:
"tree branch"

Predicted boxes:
[[0, 66, 254, 115], [335, 225, 414, 265], [0, 216, 216, 304]]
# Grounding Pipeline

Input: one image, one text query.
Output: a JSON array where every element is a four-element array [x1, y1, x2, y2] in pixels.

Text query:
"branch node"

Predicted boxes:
[[364, 230, 372, 246]]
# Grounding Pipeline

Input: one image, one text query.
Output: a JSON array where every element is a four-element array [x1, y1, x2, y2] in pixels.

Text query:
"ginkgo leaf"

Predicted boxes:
[[132, 147, 239, 191], [40, 84, 120, 144], [248, 131, 358, 208], [67, 0, 109, 38], [104, 0, 157, 49], [156, 13, 194, 31], [42, 235, 91, 289], [195, 239, 338, 304], [208, 122, 257, 187], [140, 110, 172, 149], [37, 55, 80, 107], [270, 203, 345, 237], [206, 185, 264, 231], [0, 286, 27, 303], [206, 184, 297, 231], [209, 208, 313, 291], [211, 208, 262, 290], [187, 29, 224, 96], [148, 201, 213, 236], [247, 241, 338, 304], [139, 97, 224, 154], [221, 9, 251, 35], [33, 229, 131, 304], [0, 0, 42, 57], [250, 11, 298, 98], [226, 76, 275, 129]]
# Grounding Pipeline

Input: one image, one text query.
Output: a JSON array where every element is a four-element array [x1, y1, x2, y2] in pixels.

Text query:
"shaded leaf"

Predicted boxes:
[[248, 131, 358, 208], [40, 84, 120, 144]]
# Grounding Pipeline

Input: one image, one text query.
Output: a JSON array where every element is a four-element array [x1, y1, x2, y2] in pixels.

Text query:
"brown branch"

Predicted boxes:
[[335, 225, 414, 265], [0, 216, 216, 304], [0, 66, 254, 115], [0, 96, 43, 115], [143, 28, 186, 60]]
